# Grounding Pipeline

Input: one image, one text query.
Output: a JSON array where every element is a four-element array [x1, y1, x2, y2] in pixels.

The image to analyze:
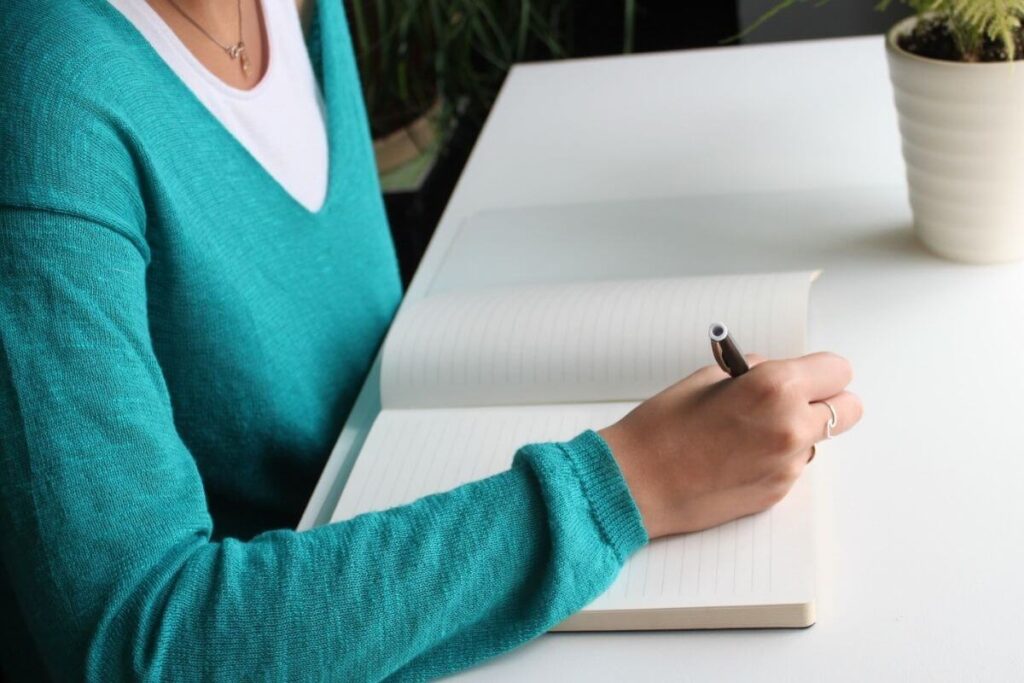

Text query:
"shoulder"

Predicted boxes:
[[0, 0, 146, 231], [1, 0, 144, 102]]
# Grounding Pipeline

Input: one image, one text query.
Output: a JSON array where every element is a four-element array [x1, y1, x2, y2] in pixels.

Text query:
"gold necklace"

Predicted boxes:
[[166, 0, 251, 76]]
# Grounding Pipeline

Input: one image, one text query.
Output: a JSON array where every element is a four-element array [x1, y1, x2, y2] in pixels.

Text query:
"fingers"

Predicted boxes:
[[690, 363, 730, 384], [697, 353, 766, 381], [683, 353, 767, 393], [745, 353, 767, 368], [803, 391, 863, 441], [788, 352, 853, 401]]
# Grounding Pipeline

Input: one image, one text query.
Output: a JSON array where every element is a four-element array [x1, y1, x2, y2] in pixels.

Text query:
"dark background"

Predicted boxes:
[[384, 1, 912, 285]]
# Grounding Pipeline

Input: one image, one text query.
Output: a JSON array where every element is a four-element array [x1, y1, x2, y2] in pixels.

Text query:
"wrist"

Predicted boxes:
[[598, 424, 671, 539]]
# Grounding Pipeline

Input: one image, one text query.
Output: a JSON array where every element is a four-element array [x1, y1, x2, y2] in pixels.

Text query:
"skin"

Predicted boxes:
[[144, 0, 274, 90], [601, 353, 862, 539], [144, 0, 864, 543]]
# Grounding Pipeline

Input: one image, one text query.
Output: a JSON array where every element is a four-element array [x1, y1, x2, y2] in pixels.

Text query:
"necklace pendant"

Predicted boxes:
[[228, 42, 250, 76], [238, 43, 250, 76]]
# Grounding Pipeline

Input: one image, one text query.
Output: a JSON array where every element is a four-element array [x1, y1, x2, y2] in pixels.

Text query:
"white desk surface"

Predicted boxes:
[[302, 36, 1024, 680]]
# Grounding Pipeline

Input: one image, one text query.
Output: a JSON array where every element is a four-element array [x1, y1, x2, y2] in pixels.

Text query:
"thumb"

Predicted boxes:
[[745, 352, 768, 367]]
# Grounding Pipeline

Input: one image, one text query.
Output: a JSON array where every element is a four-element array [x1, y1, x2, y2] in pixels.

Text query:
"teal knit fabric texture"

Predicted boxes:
[[0, 1, 648, 680]]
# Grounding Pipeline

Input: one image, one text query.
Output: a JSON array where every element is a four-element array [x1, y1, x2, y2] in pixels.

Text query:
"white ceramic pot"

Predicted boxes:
[[886, 16, 1024, 263]]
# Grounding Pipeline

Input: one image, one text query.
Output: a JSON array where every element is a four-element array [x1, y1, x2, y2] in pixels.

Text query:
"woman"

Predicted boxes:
[[0, 0, 862, 680]]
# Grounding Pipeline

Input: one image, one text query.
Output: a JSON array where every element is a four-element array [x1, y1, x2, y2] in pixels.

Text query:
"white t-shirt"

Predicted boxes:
[[109, 0, 329, 212]]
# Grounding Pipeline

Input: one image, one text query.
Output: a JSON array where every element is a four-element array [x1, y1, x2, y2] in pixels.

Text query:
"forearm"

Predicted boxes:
[[16, 436, 642, 681], [0, 207, 647, 680]]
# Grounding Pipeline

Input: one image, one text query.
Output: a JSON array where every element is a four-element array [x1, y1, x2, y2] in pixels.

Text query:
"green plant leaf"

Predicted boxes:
[[346, 0, 638, 137], [948, 0, 1024, 58], [744, 0, 1024, 60]]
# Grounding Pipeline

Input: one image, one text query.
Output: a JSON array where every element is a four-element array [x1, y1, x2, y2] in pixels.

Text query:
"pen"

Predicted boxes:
[[709, 322, 750, 377]]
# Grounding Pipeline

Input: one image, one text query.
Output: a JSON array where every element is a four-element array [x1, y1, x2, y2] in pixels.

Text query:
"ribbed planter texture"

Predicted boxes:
[[372, 99, 443, 175], [887, 16, 1024, 263]]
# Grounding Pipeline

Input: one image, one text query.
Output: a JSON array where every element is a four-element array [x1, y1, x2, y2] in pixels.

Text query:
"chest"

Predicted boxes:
[[109, 0, 329, 211], [112, 0, 401, 460]]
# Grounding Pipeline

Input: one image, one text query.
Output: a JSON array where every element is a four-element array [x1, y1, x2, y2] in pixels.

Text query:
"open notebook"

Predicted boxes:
[[332, 271, 819, 630]]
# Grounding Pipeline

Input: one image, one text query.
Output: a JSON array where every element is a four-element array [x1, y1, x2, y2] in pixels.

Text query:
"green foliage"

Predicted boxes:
[[347, 1, 637, 138], [943, 0, 1024, 59], [747, 0, 1024, 60]]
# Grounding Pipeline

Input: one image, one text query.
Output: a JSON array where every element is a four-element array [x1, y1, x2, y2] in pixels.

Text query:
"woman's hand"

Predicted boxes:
[[599, 353, 862, 539]]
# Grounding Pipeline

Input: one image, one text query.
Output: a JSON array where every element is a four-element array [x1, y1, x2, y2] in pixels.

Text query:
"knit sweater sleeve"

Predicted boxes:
[[0, 201, 648, 681], [0, 4, 651, 677]]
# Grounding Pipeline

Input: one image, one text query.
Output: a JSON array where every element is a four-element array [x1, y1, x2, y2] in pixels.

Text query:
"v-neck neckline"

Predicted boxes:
[[128, 0, 278, 100], [100, 0, 338, 218]]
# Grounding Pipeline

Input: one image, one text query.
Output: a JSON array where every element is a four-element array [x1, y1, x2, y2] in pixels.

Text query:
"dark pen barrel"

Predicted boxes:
[[709, 322, 750, 377], [719, 335, 749, 376]]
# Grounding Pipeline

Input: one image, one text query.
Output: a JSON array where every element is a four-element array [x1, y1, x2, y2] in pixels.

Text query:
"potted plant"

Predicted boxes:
[[346, 0, 637, 283], [749, 1, 1024, 263], [346, 1, 448, 191], [347, 1, 610, 192], [884, 1, 1024, 263]]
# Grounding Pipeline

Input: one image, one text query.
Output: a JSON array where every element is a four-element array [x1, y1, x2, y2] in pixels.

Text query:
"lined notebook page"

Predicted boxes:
[[334, 404, 816, 611], [380, 272, 815, 409]]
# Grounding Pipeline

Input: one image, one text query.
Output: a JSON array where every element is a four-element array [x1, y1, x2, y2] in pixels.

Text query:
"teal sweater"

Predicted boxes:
[[0, 1, 647, 681]]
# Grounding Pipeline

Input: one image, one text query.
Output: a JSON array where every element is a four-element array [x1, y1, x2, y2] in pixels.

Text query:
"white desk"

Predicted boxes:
[[302, 36, 1024, 680]]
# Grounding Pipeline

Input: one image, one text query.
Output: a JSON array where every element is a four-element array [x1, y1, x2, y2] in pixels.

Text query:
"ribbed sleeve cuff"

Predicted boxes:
[[557, 430, 649, 562]]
